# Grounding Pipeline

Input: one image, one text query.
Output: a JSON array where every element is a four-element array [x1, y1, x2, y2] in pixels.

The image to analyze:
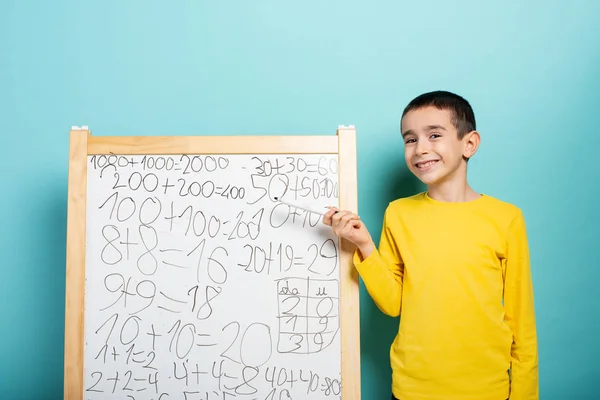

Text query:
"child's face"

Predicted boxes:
[[401, 106, 475, 186]]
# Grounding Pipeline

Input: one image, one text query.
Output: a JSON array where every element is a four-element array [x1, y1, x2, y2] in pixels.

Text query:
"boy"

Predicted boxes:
[[323, 91, 538, 400]]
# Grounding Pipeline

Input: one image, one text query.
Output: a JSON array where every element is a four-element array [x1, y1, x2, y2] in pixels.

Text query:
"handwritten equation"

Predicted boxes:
[[83, 154, 342, 399]]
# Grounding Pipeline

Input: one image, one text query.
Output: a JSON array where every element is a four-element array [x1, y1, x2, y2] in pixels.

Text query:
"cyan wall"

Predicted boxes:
[[1, 1, 598, 398]]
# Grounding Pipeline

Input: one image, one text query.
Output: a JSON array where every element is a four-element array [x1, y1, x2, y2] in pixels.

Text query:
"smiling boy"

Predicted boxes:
[[324, 91, 538, 400]]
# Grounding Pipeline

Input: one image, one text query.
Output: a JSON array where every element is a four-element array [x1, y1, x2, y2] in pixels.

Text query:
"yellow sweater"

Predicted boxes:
[[355, 192, 538, 400]]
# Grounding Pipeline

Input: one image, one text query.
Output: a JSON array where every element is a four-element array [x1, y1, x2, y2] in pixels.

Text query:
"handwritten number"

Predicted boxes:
[[139, 197, 161, 225], [129, 280, 156, 315], [313, 333, 325, 352], [277, 244, 294, 272], [95, 313, 119, 343], [100, 274, 128, 311], [306, 244, 318, 273], [323, 377, 342, 395], [101, 225, 122, 265], [177, 178, 188, 196], [188, 239, 205, 284], [250, 156, 264, 175], [98, 192, 118, 219], [281, 296, 301, 315], [137, 225, 158, 275], [188, 285, 199, 312], [122, 370, 133, 391], [85, 371, 103, 392], [221, 321, 241, 364], [307, 239, 339, 276], [143, 351, 157, 370], [288, 334, 303, 353], [168, 321, 197, 359], [119, 316, 141, 345], [235, 366, 259, 395], [94, 344, 108, 363], [228, 211, 244, 240], [320, 238, 339, 276], [196, 285, 221, 320], [168, 320, 182, 354], [113, 172, 126, 190], [207, 247, 228, 285], [180, 155, 191, 174], [239, 323, 272, 368], [247, 173, 268, 205], [176, 323, 196, 359], [238, 244, 253, 272]]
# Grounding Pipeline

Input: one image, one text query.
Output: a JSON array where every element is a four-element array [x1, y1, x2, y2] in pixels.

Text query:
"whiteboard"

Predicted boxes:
[[82, 153, 343, 399]]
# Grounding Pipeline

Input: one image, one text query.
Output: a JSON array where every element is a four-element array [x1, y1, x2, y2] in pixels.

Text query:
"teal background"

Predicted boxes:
[[1, 1, 599, 399]]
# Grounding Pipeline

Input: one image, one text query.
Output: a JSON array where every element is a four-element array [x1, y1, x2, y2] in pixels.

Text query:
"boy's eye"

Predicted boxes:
[[430, 133, 441, 139], [405, 138, 416, 144]]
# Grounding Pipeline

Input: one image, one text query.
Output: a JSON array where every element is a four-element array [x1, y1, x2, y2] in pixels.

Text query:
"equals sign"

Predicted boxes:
[[197, 334, 218, 347], [293, 257, 304, 266]]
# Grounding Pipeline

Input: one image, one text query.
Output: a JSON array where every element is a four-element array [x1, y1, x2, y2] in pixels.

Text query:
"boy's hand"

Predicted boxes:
[[322, 207, 375, 258]]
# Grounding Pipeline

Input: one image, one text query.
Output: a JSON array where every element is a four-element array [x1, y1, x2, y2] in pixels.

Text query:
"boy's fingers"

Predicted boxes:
[[331, 210, 347, 224], [343, 212, 360, 221], [342, 215, 360, 230], [340, 213, 354, 226], [323, 209, 335, 218], [326, 206, 339, 216], [324, 208, 360, 231], [340, 212, 360, 224], [331, 212, 357, 234], [323, 208, 341, 226]]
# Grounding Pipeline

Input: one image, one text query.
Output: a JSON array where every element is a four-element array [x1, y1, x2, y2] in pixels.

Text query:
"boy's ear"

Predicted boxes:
[[463, 130, 480, 159]]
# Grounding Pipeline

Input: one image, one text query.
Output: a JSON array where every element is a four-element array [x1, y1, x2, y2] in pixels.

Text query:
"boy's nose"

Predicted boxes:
[[415, 142, 430, 155]]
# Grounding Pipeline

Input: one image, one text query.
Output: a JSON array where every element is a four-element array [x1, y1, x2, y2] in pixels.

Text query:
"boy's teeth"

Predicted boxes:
[[417, 160, 438, 168]]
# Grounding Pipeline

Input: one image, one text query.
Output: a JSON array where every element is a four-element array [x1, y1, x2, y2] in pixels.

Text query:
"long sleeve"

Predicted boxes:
[[353, 207, 404, 317], [504, 210, 539, 400]]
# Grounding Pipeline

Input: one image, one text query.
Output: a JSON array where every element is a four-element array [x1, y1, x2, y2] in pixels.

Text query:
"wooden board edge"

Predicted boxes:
[[87, 135, 339, 154], [66, 127, 356, 397], [64, 128, 89, 400], [337, 126, 361, 399]]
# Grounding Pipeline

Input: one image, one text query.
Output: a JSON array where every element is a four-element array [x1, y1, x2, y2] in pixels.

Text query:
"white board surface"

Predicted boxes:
[[83, 154, 342, 399]]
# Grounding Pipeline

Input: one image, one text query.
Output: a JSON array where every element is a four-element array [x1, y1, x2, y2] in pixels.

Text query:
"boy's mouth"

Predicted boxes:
[[415, 160, 439, 170]]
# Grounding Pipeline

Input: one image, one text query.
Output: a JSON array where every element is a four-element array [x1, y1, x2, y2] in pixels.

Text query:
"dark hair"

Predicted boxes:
[[401, 90, 476, 139]]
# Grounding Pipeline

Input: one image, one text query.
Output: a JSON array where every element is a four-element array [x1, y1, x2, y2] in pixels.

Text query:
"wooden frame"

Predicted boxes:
[[64, 127, 360, 399]]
